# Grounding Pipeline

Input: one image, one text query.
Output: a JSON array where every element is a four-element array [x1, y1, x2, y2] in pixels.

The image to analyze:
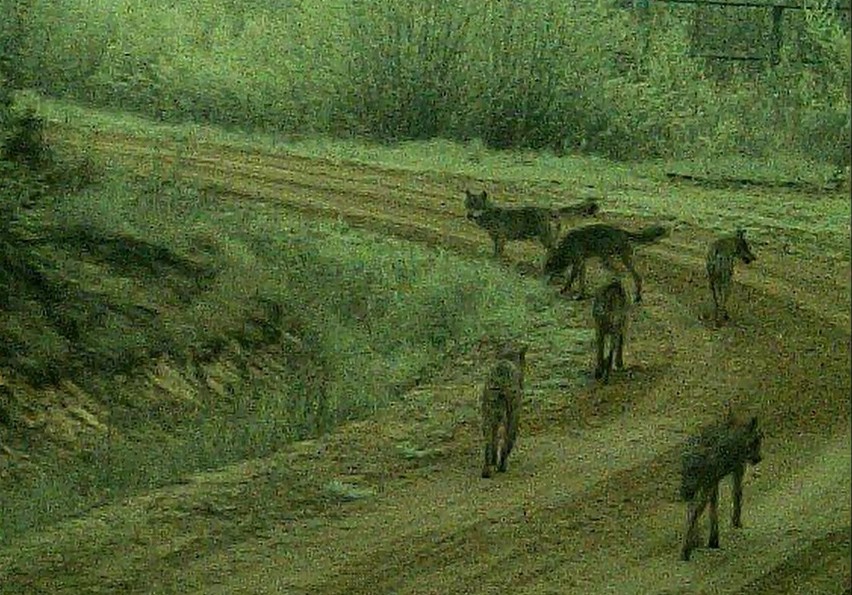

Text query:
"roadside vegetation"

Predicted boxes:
[[0, 0, 848, 165]]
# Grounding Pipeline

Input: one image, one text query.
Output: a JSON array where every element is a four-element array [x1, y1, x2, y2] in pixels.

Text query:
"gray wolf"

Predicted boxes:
[[464, 189, 598, 258], [592, 278, 629, 382], [480, 342, 528, 478], [543, 223, 668, 302], [707, 229, 756, 326], [680, 410, 763, 561]]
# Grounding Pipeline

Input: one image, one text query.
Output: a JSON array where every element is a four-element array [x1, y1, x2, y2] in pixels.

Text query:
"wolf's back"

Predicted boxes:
[[487, 359, 520, 391]]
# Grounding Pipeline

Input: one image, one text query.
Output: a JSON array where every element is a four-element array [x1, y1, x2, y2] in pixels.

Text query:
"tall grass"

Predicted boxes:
[[1, 0, 847, 163]]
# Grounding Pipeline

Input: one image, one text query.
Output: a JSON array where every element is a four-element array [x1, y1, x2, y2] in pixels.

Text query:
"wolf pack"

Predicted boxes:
[[464, 188, 761, 562]]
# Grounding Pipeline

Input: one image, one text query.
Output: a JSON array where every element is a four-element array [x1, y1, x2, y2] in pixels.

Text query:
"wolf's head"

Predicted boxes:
[[497, 341, 528, 368], [742, 415, 763, 465], [464, 189, 489, 220], [734, 229, 756, 264]]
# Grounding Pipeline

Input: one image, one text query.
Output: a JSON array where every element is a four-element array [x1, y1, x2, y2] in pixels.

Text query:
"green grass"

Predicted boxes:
[[30, 92, 851, 270], [323, 480, 376, 502], [0, 152, 556, 544], [33, 92, 845, 196]]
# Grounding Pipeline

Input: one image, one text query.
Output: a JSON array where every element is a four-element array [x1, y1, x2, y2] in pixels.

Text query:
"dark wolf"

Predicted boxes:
[[706, 229, 756, 326], [464, 189, 598, 258], [543, 223, 669, 303], [680, 410, 764, 561], [592, 278, 629, 383], [480, 341, 528, 479]]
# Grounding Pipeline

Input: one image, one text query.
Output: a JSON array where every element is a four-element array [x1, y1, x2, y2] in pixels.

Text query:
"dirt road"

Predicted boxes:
[[4, 129, 849, 594]]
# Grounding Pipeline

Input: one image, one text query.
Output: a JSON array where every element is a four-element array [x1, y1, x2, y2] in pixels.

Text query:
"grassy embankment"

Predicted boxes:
[[0, 98, 564, 545]]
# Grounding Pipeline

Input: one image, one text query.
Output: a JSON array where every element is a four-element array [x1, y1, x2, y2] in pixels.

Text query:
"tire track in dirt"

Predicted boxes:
[[86, 135, 493, 257], [86, 131, 852, 329], [192, 245, 844, 595], [639, 249, 850, 435], [465, 248, 850, 594], [85, 132, 477, 219], [75, 132, 602, 263], [54, 128, 851, 594]]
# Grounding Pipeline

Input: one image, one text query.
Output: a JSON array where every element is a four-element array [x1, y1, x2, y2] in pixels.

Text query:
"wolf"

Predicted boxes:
[[464, 189, 598, 258], [592, 278, 629, 383], [543, 223, 669, 303], [680, 410, 764, 561], [706, 229, 756, 326], [480, 341, 528, 479]]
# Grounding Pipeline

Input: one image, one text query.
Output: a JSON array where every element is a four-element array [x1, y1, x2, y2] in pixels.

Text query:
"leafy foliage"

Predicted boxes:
[[0, 0, 846, 161]]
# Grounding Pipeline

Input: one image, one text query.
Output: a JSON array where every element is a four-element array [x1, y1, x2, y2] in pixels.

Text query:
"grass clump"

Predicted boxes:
[[323, 480, 376, 502]]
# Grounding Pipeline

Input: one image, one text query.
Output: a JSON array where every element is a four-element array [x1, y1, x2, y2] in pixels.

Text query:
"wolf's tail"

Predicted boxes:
[[626, 224, 669, 245], [556, 200, 599, 218], [496, 413, 508, 458]]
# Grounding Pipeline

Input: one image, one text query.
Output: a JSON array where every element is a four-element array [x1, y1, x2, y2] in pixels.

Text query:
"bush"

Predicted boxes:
[[338, 0, 471, 141], [1, 99, 53, 167], [2, 1, 849, 161]]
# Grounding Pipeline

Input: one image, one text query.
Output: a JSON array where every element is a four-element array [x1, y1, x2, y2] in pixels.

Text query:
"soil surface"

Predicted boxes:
[[2, 130, 849, 594]]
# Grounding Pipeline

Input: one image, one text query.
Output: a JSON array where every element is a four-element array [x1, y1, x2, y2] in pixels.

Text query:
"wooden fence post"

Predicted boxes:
[[770, 5, 784, 66]]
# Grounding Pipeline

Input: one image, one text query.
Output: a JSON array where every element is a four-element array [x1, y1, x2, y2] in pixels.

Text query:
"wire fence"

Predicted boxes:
[[619, 0, 850, 66]]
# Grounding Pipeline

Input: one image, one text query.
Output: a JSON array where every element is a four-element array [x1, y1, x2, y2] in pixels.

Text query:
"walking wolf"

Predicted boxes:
[[543, 223, 668, 303], [707, 229, 756, 326], [592, 278, 629, 382], [680, 410, 764, 561], [464, 189, 598, 258], [480, 341, 528, 478]]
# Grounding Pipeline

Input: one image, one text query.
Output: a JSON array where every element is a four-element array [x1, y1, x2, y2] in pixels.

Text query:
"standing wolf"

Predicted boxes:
[[706, 229, 756, 326], [592, 278, 629, 383], [680, 410, 764, 561], [480, 341, 528, 479], [543, 223, 669, 303], [464, 189, 598, 258]]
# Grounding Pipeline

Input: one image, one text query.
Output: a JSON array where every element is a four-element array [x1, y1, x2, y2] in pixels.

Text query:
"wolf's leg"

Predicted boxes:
[[708, 482, 720, 548], [621, 251, 642, 303], [614, 329, 624, 370]]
